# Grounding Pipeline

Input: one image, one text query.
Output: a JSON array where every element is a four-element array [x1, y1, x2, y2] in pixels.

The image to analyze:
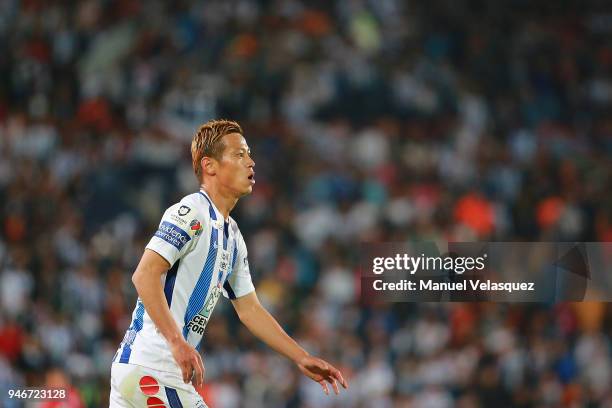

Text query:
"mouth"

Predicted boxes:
[[248, 172, 255, 184]]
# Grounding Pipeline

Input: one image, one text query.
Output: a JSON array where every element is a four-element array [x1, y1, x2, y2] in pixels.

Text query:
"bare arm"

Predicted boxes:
[[232, 291, 348, 395], [131, 249, 204, 385]]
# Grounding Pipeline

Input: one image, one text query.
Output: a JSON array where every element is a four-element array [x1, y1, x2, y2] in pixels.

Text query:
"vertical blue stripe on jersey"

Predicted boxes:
[[223, 239, 239, 299], [223, 281, 237, 299], [231, 239, 238, 272], [164, 260, 180, 306], [165, 386, 184, 408], [182, 227, 218, 340], [119, 300, 145, 363], [199, 192, 217, 220], [223, 221, 228, 250]]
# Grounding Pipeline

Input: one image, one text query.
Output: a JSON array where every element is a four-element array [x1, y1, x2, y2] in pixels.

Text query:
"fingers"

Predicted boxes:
[[330, 366, 348, 389], [319, 380, 329, 395], [330, 378, 340, 395], [180, 360, 191, 383], [319, 362, 348, 390], [305, 358, 348, 396], [323, 365, 340, 395], [323, 365, 348, 395], [192, 353, 205, 386], [171, 340, 203, 385]]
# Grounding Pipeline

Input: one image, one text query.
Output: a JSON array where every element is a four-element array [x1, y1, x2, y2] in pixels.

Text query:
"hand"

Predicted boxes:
[[297, 355, 348, 395], [169, 337, 205, 386]]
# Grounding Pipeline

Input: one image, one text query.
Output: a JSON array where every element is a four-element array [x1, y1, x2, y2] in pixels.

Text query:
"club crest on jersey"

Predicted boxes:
[[178, 205, 191, 216], [189, 219, 202, 236], [219, 251, 231, 277]]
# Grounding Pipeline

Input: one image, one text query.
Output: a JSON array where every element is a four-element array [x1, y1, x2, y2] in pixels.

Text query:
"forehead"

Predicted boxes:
[[222, 133, 249, 150]]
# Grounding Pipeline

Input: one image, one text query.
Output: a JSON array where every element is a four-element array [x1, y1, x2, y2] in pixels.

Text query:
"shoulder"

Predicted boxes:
[[162, 193, 207, 233], [177, 193, 204, 214]]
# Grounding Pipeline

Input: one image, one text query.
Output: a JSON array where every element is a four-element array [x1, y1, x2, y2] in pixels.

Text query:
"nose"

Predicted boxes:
[[248, 156, 255, 168]]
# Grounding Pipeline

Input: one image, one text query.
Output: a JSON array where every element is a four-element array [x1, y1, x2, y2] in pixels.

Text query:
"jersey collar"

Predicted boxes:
[[199, 189, 227, 223]]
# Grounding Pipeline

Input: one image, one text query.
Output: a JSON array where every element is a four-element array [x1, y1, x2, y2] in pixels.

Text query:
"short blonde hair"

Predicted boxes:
[[191, 119, 243, 182]]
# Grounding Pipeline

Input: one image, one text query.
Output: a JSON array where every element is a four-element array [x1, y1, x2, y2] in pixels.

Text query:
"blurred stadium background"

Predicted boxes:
[[1, 0, 611, 407]]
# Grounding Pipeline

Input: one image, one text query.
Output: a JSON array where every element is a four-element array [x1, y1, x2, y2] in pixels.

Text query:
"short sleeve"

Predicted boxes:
[[223, 228, 255, 299], [146, 201, 202, 266]]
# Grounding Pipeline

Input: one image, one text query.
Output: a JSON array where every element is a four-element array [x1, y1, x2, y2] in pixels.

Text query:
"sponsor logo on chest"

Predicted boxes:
[[185, 240, 233, 336]]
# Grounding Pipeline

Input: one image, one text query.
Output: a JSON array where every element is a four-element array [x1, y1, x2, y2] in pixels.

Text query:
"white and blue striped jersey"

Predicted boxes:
[[114, 190, 255, 373]]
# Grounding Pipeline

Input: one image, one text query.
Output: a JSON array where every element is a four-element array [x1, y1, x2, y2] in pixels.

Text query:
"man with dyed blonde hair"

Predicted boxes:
[[110, 119, 348, 406], [191, 120, 243, 181]]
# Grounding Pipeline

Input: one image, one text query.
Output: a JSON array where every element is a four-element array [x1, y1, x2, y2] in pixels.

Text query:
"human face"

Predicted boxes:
[[216, 133, 255, 197]]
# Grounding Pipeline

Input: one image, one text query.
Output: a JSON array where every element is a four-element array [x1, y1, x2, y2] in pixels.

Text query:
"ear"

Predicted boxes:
[[202, 157, 217, 176]]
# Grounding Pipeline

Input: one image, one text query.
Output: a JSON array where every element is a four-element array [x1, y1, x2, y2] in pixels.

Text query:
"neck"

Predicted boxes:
[[200, 184, 238, 220]]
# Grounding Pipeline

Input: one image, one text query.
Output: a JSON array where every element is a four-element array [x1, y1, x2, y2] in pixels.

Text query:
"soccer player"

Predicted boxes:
[[110, 120, 348, 407]]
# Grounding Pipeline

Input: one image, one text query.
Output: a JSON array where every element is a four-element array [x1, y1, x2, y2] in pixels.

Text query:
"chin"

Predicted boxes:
[[239, 186, 253, 196]]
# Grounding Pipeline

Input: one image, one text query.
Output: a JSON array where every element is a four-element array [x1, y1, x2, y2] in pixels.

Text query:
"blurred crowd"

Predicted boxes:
[[1, 0, 611, 406]]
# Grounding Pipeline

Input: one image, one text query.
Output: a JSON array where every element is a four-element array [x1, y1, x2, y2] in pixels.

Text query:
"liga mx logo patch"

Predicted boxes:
[[190, 219, 202, 236]]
